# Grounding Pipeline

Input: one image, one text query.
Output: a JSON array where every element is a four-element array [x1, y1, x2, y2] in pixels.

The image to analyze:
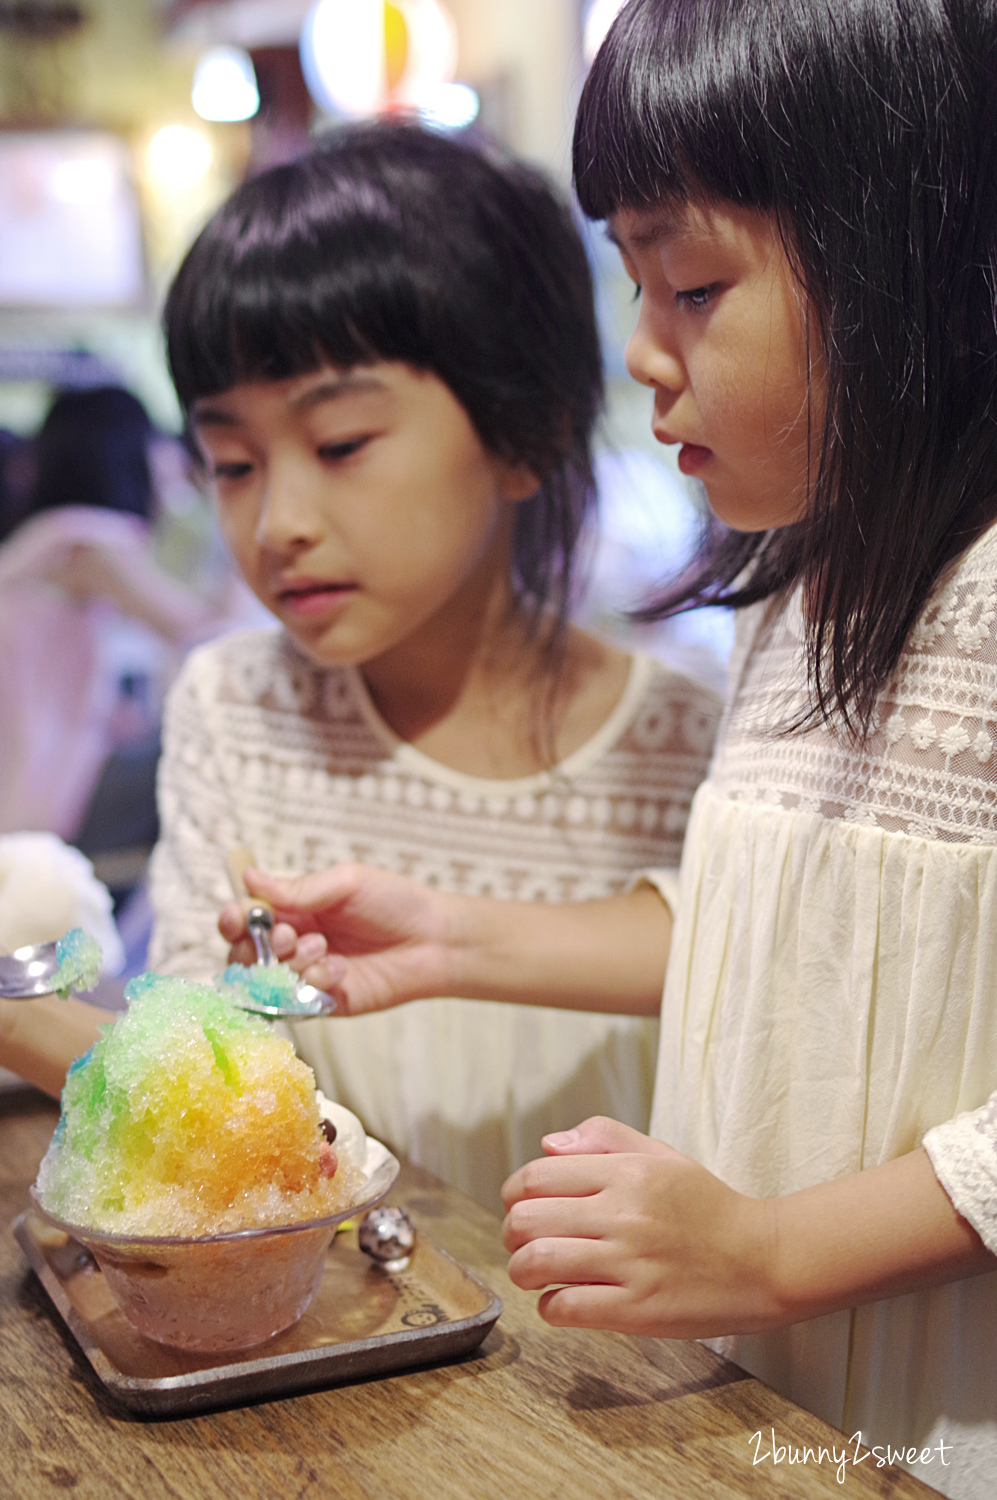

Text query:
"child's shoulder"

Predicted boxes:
[[903, 518, 997, 666], [615, 652, 724, 761], [168, 628, 352, 718]]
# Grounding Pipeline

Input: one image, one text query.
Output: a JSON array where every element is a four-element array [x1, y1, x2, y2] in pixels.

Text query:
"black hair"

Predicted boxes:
[[164, 119, 603, 639], [575, 0, 997, 734], [31, 386, 154, 521]]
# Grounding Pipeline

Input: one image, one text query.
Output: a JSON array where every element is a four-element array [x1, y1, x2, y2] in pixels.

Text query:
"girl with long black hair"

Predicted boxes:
[[228, 4, 997, 1491]]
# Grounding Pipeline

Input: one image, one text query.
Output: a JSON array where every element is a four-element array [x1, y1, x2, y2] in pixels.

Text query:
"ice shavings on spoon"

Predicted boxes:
[[217, 960, 318, 1014], [51, 928, 102, 999]]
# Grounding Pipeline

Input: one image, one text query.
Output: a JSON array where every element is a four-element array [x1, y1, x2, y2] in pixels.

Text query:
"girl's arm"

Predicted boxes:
[[219, 866, 672, 1018], [45, 541, 215, 646], [0, 995, 113, 1099], [500, 1118, 995, 1337]]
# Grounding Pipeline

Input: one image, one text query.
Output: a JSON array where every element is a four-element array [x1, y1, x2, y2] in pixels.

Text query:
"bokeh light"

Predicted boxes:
[[192, 47, 260, 124], [419, 81, 479, 132], [145, 126, 213, 191], [300, 0, 458, 119]]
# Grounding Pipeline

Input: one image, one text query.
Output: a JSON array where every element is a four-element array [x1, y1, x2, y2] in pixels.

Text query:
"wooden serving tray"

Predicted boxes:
[[14, 1209, 502, 1418]]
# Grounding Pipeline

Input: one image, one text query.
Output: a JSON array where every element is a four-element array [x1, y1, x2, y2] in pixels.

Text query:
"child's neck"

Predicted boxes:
[[358, 568, 630, 781]]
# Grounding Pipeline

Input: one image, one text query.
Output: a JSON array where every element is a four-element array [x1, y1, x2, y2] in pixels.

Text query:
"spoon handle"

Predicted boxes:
[[226, 847, 271, 909], [226, 848, 278, 967]]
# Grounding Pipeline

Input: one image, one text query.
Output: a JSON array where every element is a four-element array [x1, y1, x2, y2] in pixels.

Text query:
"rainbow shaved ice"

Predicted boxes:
[[219, 960, 312, 1012], [51, 928, 101, 998], [36, 973, 363, 1236]]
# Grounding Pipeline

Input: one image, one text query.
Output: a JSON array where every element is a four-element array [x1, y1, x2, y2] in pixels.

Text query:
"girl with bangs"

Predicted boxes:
[[228, 2, 997, 1491], [2, 125, 720, 1204], [143, 122, 718, 1216]]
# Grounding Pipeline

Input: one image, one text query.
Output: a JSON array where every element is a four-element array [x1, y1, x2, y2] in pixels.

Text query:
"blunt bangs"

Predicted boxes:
[[167, 162, 434, 406], [574, 0, 785, 221], [573, 0, 997, 736], [164, 120, 604, 650], [166, 122, 602, 473]]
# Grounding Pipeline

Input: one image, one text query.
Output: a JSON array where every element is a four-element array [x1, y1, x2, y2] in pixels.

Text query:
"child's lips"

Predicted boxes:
[[652, 424, 714, 476], [677, 443, 713, 476], [277, 581, 359, 619]]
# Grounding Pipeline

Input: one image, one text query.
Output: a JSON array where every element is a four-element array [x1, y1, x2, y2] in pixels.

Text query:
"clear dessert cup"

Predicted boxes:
[[30, 1138, 399, 1353]]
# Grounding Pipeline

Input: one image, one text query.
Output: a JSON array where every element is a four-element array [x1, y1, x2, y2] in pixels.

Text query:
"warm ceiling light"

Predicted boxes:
[[419, 81, 479, 132], [192, 46, 260, 123], [146, 126, 213, 190], [300, 0, 458, 119]]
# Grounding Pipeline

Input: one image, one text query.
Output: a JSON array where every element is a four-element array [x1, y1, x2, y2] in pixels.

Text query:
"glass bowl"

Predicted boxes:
[[29, 1138, 399, 1353]]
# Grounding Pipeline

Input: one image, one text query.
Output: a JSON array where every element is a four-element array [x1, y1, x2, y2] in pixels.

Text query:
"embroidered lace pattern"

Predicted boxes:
[[710, 521, 997, 1258], [712, 524, 997, 843], [925, 1097, 997, 1257], [148, 629, 721, 977]]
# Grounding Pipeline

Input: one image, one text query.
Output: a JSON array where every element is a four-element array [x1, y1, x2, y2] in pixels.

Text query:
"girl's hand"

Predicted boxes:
[[501, 1116, 779, 1338], [222, 876, 672, 1021], [218, 864, 457, 1016]]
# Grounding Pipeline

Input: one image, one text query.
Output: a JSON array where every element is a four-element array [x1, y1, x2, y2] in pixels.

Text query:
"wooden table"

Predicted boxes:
[[1, 1088, 940, 1500]]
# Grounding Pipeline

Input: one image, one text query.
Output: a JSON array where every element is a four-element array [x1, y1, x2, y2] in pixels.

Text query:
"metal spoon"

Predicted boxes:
[[230, 905, 338, 1018], [224, 849, 338, 1019], [0, 942, 78, 1000], [0, 926, 336, 1015]]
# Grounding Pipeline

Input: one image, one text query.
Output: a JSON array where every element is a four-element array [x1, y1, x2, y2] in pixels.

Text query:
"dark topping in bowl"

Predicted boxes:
[[319, 1117, 337, 1145]]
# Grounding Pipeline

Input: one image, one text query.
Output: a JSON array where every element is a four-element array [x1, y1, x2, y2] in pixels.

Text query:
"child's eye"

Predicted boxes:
[[317, 436, 370, 462], [631, 283, 642, 303], [676, 283, 718, 310], [212, 461, 254, 481]]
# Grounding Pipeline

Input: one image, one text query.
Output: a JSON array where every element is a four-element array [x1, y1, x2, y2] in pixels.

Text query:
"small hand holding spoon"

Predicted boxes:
[[222, 848, 338, 1019]]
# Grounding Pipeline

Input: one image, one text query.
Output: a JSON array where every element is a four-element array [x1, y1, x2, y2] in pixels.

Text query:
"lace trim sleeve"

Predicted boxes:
[[627, 866, 681, 922], [146, 648, 241, 979], [923, 1093, 997, 1256]]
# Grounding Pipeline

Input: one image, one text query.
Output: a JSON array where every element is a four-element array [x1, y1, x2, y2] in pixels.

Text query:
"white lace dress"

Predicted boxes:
[[649, 523, 997, 1499], [148, 629, 720, 1212]]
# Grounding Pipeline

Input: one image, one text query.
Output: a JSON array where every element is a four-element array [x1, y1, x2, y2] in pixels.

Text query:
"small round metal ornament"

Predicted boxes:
[[358, 1205, 416, 1272]]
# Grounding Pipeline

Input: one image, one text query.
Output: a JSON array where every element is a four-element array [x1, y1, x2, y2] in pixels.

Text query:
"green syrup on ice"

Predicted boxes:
[[51, 929, 102, 999], [219, 962, 312, 1013]]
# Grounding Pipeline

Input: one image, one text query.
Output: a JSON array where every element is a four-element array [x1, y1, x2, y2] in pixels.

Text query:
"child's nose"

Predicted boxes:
[[255, 471, 324, 552], [625, 315, 684, 396]]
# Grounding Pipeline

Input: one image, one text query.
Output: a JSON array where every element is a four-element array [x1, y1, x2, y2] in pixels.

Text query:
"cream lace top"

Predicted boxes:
[[650, 522, 997, 1500], [148, 629, 721, 1212]]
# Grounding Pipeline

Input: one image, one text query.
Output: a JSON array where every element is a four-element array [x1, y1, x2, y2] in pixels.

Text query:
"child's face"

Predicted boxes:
[[191, 364, 536, 667], [610, 198, 820, 532]]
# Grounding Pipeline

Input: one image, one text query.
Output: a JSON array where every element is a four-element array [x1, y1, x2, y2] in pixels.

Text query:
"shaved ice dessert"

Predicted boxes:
[[219, 959, 315, 1013], [36, 973, 363, 1237], [50, 927, 102, 998], [29, 970, 395, 1352]]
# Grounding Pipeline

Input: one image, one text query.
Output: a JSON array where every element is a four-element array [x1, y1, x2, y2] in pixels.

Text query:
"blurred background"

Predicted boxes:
[[0, 0, 732, 1013]]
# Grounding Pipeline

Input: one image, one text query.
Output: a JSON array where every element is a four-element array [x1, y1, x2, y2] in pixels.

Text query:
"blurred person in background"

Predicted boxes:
[[0, 428, 36, 543], [0, 385, 218, 852]]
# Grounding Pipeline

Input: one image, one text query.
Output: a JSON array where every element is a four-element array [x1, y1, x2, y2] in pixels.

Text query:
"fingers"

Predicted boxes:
[[501, 1153, 611, 1213], [271, 926, 328, 966], [506, 1236, 621, 1292], [218, 901, 246, 942], [243, 865, 357, 913], [502, 1189, 608, 1253], [219, 903, 329, 970], [542, 1116, 679, 1159], [537, 1285, 636, 1332], [226, 936, 257, 967], [299, 954, 349, 993]]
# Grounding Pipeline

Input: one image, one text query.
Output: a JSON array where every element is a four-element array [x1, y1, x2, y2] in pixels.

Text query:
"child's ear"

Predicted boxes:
[[499, 461, 542, 504]]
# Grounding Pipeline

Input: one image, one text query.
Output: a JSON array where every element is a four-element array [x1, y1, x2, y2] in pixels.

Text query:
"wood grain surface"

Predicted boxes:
[[1, 1088, 940, 1500]]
